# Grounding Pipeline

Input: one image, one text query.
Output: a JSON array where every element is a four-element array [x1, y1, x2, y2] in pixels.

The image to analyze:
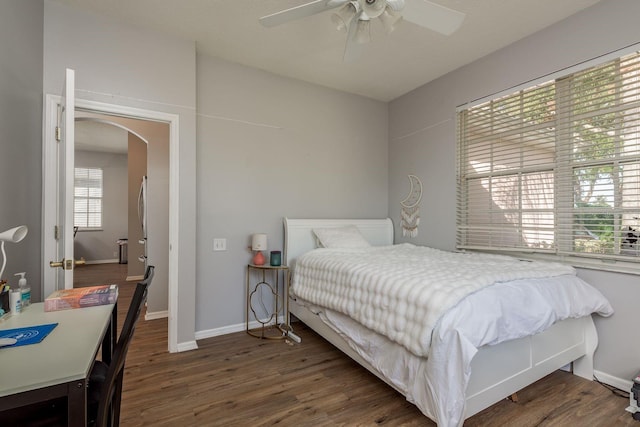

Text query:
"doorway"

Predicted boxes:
[[72, 113, 166, 291], [73, 111, 170, 331], [43, 96, 182, 353], [73, 116, 148, 282]]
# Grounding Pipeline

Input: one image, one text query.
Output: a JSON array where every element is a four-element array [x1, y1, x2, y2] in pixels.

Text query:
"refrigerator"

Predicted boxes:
[[137, 176, 148, 268]]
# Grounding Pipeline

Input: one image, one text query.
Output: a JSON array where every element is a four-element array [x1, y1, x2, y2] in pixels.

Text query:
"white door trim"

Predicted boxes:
[[42, 96, 181, 353], [42, 94, 60, 295]]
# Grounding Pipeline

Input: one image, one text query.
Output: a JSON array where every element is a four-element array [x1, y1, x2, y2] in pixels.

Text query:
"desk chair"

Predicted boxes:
[[88, 265, 155, 427]]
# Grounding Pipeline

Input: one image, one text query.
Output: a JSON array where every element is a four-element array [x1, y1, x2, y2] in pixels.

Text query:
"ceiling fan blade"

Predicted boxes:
[[343, 12, 366, 62], [259, 0, 349, 27], [386, 0, 405, 12], [402, 0, 465, 35]]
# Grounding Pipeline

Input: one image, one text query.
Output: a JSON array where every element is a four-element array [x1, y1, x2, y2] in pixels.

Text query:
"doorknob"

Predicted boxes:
[[49, 258, 86, 270]]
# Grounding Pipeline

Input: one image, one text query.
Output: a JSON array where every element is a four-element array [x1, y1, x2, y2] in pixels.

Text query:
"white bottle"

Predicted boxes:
[[15, 272, 30, 308], [10, 289, 21, 314]]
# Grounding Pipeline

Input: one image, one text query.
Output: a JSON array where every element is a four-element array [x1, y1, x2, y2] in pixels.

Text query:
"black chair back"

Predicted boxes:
[[94, 265, 154, 427]]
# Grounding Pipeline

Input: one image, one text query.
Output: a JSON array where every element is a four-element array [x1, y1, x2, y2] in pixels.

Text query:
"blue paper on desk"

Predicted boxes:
[[0, 323, 58, 348]]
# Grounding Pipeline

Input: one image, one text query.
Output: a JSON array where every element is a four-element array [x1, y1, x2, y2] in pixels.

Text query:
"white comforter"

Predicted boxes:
[[292, 245, 613, 426], [292, 244, 576, 357]]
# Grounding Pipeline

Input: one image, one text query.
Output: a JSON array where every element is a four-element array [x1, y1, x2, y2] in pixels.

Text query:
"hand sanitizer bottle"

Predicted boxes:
[[15, 272, 30, 308]]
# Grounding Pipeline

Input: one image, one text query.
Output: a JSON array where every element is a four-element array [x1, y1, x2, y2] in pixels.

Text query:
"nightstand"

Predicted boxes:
[[245, 264, 290, 339]]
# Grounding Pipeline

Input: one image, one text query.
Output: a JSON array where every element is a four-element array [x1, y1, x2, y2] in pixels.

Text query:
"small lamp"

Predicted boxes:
[[0, 225, 28, 281], [251, 233, 267, 265]]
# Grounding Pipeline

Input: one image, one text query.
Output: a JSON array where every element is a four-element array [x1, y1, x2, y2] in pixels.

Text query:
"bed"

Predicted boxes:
[[283, 218, 614, 427]]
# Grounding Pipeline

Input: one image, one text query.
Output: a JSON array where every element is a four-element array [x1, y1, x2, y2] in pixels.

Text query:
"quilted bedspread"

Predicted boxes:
[[292, 244, 575, 357]]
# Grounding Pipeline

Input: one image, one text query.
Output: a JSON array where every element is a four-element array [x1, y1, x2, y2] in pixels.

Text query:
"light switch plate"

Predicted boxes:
[[213, 238, 227, 251]]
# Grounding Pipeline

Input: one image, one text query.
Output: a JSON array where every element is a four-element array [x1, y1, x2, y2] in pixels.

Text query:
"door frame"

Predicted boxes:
[[43, 96, 180, 353]]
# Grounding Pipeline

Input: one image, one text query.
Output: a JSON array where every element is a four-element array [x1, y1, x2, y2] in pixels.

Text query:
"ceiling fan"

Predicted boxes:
[[259, 0, 466, 61]]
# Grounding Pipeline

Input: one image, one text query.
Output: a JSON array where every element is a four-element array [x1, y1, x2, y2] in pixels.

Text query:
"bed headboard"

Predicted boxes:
[[283, 218, 394, 269]]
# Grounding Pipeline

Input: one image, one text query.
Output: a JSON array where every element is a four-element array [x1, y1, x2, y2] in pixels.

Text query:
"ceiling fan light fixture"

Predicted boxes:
[[331, 2, 358, 32], [259, 0, 466, 62], [359, 0, 386, 19], [379, 6, 402, 34], [354, 18, 371, 44]]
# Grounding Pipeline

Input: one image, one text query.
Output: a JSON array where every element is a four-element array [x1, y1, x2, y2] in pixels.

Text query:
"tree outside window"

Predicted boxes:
[[458, 51, 640, 263]]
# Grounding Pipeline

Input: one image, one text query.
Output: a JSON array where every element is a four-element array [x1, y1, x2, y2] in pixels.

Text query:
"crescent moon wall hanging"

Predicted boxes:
[[400, 174, 423, 238]]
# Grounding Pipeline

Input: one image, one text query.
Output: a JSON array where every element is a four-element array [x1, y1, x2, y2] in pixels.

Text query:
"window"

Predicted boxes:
[[457, 51, 640, 268], [74, 167, 103, 229]]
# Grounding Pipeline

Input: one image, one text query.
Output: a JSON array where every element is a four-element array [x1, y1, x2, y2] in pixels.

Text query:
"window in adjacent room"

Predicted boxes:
[[74, 167, 103, 229], [457, 50, 640, 269]]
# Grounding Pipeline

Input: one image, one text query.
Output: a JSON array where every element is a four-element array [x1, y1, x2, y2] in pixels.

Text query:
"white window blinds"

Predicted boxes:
[[457, 51, 640, 265], [74, 167, 103, 229]]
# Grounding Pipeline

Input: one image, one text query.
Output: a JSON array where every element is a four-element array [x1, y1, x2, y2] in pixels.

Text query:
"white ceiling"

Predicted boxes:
[[52, 0, 602, 102]]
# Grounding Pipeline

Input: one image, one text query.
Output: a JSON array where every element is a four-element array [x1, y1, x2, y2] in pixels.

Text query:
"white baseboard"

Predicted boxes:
[[84, 259, 119, 265], [594, 369, 633, 393], [195, 319, 274, 340], [196, 321, 246, 340], [195, 316, 288, 340], [145, 310, 168, 321], [143, 310, 196, 353], [175, 340, 198, 352]]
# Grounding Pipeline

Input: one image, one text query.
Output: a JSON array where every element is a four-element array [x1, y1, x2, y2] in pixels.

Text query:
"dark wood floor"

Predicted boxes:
[[75, 264, 636, 426]]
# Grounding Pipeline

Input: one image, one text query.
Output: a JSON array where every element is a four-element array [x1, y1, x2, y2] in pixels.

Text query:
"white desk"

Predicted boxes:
[[0, 302, 116, 426]]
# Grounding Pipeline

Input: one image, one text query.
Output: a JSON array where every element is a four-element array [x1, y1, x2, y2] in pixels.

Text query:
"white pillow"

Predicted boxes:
[[312, 225, 371, 248]]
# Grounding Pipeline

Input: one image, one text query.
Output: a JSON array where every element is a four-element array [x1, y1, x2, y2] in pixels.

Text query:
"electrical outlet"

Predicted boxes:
[[213, 238, 227, 251]]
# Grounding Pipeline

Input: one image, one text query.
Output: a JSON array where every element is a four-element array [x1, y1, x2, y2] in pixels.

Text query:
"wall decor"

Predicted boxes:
[[400, 174, 422, 238]]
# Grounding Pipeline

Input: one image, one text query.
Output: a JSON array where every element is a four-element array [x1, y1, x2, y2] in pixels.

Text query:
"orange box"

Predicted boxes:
[[44, 284, 118, 312]]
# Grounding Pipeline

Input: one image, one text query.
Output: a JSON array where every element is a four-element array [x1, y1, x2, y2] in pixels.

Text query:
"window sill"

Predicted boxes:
[[464, 249, 640, 276]]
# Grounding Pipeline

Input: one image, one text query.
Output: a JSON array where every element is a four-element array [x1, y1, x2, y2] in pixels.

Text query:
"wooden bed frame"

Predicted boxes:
[[283, 218, 599, 421]]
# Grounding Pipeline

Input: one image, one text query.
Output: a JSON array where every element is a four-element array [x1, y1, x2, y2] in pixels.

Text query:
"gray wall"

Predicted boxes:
[[43, 0, 197, 346], [196, 55, 388, 332], [74, 150, 128, 262], [41, 0, 387, 344], [389, 0, 640, 386], [0, 1, 43, 298]]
